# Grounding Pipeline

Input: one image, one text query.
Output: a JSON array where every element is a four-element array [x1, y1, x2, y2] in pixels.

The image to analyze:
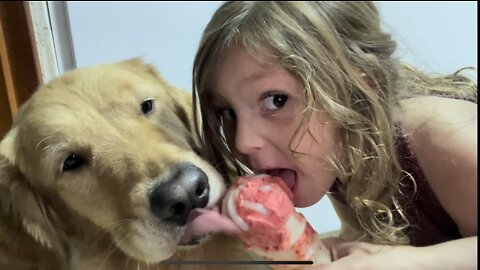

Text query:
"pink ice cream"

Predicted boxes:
[[222, 175, 331, 267], [224, 175, 295, 250]]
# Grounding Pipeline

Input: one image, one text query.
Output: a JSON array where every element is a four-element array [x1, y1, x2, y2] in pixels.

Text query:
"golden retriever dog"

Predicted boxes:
[[0, 59, 269, 270]]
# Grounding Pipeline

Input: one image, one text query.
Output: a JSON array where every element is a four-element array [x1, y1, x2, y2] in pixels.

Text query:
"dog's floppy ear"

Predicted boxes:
[[116, 58, 191, 125], [120, 58, 199, 145], [0, 128, 64, 254], [172, 88, 204, 152], [173, 89, 194, 135], [117, 58, 200, 150]]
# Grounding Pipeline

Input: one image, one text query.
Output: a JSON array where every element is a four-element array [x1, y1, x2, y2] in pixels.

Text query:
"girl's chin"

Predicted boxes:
[[292, 184, 325, 208], [293, 196, 322, 208]]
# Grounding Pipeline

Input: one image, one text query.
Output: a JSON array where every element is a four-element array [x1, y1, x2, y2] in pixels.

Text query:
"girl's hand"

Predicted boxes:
[[292, 237, 425, 270]]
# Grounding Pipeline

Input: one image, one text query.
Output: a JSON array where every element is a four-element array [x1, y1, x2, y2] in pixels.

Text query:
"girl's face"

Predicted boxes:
[[211, 46, 339, 207]]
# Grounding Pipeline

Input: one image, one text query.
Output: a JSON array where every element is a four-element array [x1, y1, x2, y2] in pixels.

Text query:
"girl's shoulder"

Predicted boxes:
[[398, 95, 477, 236], [398, 95, 476, 175], [399, 95, 476, 134]]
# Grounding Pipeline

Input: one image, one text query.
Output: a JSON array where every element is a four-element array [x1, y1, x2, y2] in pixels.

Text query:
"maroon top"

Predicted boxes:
[[329, 132, 462, 246], [394, 132, 462, 246], [330, 95, 476, 246], [392, 95, 476, 245]]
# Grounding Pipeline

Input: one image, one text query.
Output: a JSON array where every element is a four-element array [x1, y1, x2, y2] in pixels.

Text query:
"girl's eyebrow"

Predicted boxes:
[[241, 69, 280, 85]]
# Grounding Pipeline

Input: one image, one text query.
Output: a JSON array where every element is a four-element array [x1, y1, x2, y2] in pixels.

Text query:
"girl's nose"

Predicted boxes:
[[234, 117, 264, 155]]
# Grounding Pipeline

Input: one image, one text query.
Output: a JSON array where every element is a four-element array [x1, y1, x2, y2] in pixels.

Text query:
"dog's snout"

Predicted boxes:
[[149, 163, 209, 225]]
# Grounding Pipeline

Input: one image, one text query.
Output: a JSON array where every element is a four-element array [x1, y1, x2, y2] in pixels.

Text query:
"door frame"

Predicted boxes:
[[0, 1, 75, 138]]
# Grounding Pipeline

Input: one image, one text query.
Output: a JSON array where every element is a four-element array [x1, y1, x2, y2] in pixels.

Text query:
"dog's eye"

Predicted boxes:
[[141, 98, 155, 115], [62, 154, 86, 172]]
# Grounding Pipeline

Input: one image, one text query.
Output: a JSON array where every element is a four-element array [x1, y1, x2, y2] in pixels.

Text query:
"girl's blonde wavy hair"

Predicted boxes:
[[192, 1, 477, 245]]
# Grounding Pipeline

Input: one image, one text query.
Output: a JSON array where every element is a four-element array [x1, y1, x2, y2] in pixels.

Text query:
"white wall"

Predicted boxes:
[[377, 2, 477, 78], [66, 1, 223, 92], [64, 1, 477, 234]]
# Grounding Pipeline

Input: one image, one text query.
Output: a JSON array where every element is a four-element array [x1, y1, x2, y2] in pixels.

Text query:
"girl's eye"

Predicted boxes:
[[220, 108, 236, 120], [263, 94, 288, 110]]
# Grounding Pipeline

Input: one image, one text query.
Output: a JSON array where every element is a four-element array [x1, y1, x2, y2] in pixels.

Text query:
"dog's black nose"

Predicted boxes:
[[149, 163, 209, 225]]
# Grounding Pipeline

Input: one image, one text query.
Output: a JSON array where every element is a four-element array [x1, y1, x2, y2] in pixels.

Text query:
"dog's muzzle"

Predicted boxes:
[[149, 162, 210, 226]]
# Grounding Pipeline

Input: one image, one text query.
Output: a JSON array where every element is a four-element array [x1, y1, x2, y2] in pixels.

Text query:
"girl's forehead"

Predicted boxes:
[[219, 42, 277, 66]]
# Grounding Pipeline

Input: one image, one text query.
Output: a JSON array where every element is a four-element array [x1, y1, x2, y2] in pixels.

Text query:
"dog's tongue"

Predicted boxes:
[[181, 207, 241, 244]]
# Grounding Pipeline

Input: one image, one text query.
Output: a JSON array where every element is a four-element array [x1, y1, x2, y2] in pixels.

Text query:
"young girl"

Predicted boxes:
[[192, 2, 477, 269]]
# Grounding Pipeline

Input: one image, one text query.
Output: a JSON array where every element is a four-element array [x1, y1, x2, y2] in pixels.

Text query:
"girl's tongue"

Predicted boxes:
[[266, 169, 296, 191]]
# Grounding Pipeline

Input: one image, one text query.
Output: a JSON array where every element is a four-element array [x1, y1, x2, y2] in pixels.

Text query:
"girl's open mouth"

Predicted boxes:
[[266, 168, 297, 193]]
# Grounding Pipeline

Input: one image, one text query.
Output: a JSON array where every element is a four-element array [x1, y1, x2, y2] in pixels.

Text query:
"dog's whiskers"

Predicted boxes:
[[103, 218, 136, 231], [97, 229, 132, 270], [69, 218, 132, 270], [122, 255, 132, 270]]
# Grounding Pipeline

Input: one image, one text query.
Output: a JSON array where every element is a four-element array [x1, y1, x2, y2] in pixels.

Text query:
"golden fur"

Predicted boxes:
[[0, 59, 267, 270]]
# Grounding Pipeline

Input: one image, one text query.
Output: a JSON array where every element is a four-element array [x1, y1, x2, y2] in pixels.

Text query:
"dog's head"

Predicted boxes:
[[0, 59, 226, 263]]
